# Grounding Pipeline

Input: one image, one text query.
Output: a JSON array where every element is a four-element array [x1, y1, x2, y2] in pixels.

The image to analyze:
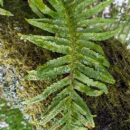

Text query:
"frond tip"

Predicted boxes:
[[20, 0, 119, 129], [0, 8, 13, 16], [0, 0, 13, 16]]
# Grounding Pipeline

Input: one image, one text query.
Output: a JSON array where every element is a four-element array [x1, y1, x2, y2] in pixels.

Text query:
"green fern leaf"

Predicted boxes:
[[0, 0, 13, 16], [0, 0, 3, 6], [74, 0, 114, 19], [0, 8, 13, 16], [48, 113, 69, 130], [28, 0, 44, 17], [20, 0, 120, 129]]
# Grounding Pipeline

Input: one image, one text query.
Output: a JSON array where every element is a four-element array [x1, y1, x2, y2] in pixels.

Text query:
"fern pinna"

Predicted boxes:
[[0, 0, 13, 16], [19, 0, 120, 129]]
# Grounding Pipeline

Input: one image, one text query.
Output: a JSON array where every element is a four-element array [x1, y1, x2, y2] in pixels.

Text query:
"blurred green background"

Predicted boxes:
[[0, 97, 32, 130]]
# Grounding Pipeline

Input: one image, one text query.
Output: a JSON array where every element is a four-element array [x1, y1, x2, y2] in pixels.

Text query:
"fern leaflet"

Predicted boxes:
[[0, 0, 13, 16]]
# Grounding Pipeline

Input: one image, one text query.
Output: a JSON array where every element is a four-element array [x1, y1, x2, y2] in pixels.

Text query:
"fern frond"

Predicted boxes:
[[20, 0, 120, 129]]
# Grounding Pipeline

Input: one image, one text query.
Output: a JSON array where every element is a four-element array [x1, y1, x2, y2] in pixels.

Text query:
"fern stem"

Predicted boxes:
[[64, 3, 76, 125]]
